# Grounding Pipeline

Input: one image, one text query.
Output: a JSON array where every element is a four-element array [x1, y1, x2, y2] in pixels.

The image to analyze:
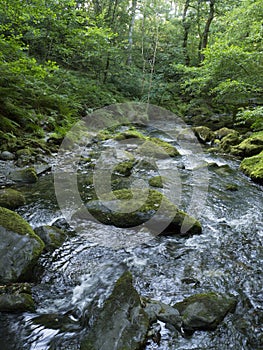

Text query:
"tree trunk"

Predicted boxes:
[[127, 0, 137, 65], [182, 0, 190, 66], [199, 0, 215, 62]]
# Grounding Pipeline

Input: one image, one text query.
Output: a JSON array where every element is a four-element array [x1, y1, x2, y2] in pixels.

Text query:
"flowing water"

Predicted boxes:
[[0, 122, 262, 350]]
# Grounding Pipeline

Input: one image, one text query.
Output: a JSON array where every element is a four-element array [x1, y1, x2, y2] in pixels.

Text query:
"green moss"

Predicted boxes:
[[83, 189, 202, 236], [114, 128, 146, 141], [192, 126, 215, 144], [0, 207, 44, 250], [9, 167, 38, 183], [149, 137, 180, 157], [240, 151, 263, 184], [149, 176, 164, 188], [218, 133, 241, 153], [114, 160, 135, 176], [225, 183, 238, 191], [231, 131, 263, 157], [0, 188, 25, 209]]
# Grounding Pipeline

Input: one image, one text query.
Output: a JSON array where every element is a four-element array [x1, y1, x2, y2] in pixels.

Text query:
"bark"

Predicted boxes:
[[127, 0, 137, 65], [199, 0, 215, 62], [182, 0, 190, 66]]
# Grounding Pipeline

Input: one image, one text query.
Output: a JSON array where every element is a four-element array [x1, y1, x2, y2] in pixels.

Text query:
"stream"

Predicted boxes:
[[0, 120, 262, 350]]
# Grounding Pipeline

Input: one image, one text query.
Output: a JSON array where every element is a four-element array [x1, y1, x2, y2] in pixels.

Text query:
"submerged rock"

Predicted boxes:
[[80, 271, 149, 350], [240, 150, 263, 184], [0, 188, 25, 209], [0, 207, 45, 283], [34, 225, 67, 252], [0, 283, 35, 313], [76, 189, 202, 237], [174, 292, 237, 332], [149, 175, 164, 188]]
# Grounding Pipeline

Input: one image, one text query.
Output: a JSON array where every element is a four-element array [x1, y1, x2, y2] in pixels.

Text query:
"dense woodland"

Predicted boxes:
[[0, 0, 262, 144]]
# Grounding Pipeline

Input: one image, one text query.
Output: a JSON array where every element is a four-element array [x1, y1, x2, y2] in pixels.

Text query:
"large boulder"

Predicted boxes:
[[75, 189, 202, 237], [174, 292, 237, 333], [230, 131, 263, 158], [240, 151, 263, 184], [80, 271, 149, 350], [0, 207, 45, 283], [0, 188, 25, 209]]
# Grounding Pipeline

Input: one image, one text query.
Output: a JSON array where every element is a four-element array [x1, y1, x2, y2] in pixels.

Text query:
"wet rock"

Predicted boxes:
[[34, 225, 67, 251], [80, 271, 149, 350], [0, 151, 15, 161], [0, 283, 35, 313], [174, 292, 237, 332], [230, 131, 263, 158], [143, 299, 182, 330], [0, 207, 45, 283], [192, 126, 215, 144], [32, 313, 80, 332], [75, 189, 202, 237], [240, 150, 263, 184], [8, 167, 38, 183], [0, 188, 25, 209]]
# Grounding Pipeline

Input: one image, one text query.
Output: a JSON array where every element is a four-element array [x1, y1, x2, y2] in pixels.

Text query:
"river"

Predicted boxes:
[[0, 120, 262, 350]]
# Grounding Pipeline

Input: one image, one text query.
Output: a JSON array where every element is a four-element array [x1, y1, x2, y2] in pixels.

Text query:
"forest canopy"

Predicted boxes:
[[0, 0, 262, 139]]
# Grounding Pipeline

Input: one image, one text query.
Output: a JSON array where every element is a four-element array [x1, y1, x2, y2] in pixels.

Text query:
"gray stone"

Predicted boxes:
[[0, 151, 15, 161], [174, 292, 237, 332], [34, 225, 67, 251], [0, 188, 25, 209], [143, 299, 182, 330], [0, 207, 44, 283], [80, 271, 149, 350]]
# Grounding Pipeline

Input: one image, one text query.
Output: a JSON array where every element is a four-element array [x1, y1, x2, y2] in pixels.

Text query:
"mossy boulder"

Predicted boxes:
[[215, 127, 238, 140], [0, 283, 35, 313], [80, 271, 149, 350], [192, 126, 215, 144], [34, 225, 67, 252], [0, 207, 45, 283], [218, 132, 241, 153], [8, 167, 38, 183], [240, 151, 263, 184], [174, 292, 237, 332], [76, 189, 202, 237], [230, 131, 263, 158], [0, 188, 25, 209]]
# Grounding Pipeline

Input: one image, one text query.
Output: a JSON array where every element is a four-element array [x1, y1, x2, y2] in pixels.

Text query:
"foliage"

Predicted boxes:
[[235, 107, 263, 132]]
